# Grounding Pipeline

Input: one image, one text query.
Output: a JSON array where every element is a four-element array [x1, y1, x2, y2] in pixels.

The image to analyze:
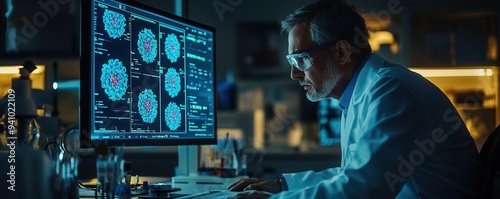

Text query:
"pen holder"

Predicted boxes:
[[202, 148, 237, 177], [200, 137, 244, 177], [95, 153, 125, 198]]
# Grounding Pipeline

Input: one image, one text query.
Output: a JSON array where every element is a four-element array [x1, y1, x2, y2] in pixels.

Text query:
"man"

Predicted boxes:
[[227, 0, 483, 198]]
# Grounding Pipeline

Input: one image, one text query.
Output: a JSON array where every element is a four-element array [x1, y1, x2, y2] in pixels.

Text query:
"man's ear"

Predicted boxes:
[[335, 40, 351, 65]]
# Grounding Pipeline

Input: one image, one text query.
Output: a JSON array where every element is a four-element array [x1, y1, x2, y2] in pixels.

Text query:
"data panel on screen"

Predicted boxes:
[[81, 0, 216, 146]]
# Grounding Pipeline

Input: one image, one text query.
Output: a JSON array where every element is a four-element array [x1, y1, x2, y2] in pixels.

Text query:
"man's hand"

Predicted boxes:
[[229, 190, 274, 199], [227, 178, 282, 193]]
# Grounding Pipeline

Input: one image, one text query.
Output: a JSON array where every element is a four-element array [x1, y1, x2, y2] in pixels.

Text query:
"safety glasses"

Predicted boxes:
[[286, 41, 337, 71]]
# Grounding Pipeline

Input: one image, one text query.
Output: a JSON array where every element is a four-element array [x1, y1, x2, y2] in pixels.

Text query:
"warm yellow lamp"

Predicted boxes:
[[368, 31, 399, 54]]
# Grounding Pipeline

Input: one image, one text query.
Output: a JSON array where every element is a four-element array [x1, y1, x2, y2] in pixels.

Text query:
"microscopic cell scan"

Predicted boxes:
[[137, 28, 158, 63], [164, 33, 181, 63], [165, 102, 181, 131], [100, 59, 128, 101], [164, 68, 181, 98], [138, 89, 159, 123], [103, 9, 126, 39]]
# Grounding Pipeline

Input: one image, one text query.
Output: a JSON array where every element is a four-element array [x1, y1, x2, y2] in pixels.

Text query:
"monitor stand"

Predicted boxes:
[[172, 146, 247, 194], [176, 145, 199, 176]]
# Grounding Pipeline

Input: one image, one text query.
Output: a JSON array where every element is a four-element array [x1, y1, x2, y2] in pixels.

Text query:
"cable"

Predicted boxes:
[[61, 125, 81, 153], [42, 141, 59, 158]]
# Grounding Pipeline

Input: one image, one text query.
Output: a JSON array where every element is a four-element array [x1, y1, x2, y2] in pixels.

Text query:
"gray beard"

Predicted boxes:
[[306, 57, 338, 102]]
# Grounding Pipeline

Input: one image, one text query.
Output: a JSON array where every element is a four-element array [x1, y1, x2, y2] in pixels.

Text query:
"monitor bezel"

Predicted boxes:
[[80, 0, 217, 148]]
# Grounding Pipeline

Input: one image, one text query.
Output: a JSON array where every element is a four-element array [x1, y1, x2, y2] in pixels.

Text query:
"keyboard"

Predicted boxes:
[[176, 190, 239, 199]]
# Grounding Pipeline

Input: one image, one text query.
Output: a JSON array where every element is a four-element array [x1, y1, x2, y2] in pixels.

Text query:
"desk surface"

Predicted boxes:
[[81, 176, 171, 187], [79, 176, 172, 199]]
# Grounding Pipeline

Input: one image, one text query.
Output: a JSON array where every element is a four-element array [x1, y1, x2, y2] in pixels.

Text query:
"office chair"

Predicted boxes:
[[479, 124, 500, 199]]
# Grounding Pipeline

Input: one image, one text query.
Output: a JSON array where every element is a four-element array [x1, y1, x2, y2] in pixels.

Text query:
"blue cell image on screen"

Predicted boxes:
[[138, 89, 159, 123], [318, 99, 341, 146], [103, 9, 126, 39], [165, 102, 181, 131], [164, 67, 181, 98], [137, 28, 158, 63], [100, 59, 128, 101], [164, 33, 181, 63], [84, 0, 216, 145]]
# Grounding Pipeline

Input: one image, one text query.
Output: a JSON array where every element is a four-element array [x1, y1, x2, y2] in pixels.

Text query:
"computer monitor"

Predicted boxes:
[[80, 0, 217, 147]]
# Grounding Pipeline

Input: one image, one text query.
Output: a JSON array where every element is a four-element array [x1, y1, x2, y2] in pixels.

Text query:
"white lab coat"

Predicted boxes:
[[272, 54, 482, 199]]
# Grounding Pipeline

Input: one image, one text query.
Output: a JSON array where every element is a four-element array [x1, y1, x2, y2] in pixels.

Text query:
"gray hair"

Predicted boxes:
[[280, 0, 371, 55]]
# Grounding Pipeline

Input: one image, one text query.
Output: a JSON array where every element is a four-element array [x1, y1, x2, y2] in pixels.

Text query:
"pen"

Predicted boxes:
[[232, 139, 239, 156], [223, 132, 229, 149], [135, 175, 139, 191]]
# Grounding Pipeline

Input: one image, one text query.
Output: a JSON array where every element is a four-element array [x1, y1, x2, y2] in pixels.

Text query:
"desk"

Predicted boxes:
[[79, 175, 246, 198], [79, 176, 172, 199], [80, 176, 172, 187]]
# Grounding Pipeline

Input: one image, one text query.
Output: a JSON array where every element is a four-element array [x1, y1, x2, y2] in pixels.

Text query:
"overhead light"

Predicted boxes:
[[410, 68, 494, 77]]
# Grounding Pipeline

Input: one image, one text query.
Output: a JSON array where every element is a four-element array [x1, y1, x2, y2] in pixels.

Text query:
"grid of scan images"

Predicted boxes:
[[93, 4, 186, 134]]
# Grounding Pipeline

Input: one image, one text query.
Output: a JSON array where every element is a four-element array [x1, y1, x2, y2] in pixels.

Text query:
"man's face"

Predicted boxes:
[[288, 24, 347, 101]]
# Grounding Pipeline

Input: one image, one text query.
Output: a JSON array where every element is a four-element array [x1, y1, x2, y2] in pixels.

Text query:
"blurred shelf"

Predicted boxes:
[[455, 105, 496, 111]]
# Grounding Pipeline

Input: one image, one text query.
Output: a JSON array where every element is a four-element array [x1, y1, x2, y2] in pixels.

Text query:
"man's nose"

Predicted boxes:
[[290, 66, 304, 80]]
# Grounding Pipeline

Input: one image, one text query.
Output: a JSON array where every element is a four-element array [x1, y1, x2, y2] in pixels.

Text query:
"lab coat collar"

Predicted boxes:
[[340, 53, 386, 166], [338, 54, 369, 113], [350, 53, 386, 107]]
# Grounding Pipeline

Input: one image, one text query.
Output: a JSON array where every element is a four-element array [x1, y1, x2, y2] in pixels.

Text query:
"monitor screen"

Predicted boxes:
[[80, 0, 217, 147]]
